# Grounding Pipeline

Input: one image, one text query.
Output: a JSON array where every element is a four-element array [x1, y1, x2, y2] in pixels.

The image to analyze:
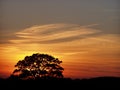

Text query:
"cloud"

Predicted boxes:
[[3, 23, 120, 57], [2, 23, 119, 58], [1, 23, 120, 79], [10, 23, 100, 44]]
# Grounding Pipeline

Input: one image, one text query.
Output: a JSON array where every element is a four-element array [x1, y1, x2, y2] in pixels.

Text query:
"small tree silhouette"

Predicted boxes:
[[11, 53, 64, 80]]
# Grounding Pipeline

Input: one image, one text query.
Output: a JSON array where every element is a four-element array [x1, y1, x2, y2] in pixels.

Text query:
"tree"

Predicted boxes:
[[11, 53, 64, 80]]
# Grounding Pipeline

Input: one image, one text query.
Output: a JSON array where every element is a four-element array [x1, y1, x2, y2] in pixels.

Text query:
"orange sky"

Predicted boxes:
[[1, 0, 120, 79], [0, 24, 120, 79]]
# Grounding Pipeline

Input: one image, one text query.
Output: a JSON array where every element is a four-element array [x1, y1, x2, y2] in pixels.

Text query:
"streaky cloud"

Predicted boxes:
[[33, 33, 99, 44], [11, 23, 100, 44]]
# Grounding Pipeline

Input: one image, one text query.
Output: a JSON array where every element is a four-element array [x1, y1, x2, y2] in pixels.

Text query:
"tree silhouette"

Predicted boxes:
[[11, 53, 64, 80]]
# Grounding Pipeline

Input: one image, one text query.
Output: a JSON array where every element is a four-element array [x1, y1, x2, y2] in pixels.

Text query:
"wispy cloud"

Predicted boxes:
[[1, 23, 120, 78], [10, 23, 100, 44], [8, 23, 120, 55]]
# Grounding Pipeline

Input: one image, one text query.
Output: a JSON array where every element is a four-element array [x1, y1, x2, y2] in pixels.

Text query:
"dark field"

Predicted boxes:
[[0, 77, 120, 89]]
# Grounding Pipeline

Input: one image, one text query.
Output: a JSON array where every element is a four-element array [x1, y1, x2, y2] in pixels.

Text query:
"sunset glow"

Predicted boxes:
[[0, 0, 120, 79]]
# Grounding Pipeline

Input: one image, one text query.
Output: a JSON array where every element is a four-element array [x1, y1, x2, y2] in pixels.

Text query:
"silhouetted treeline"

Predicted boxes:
[[0, 77, 120, 89]]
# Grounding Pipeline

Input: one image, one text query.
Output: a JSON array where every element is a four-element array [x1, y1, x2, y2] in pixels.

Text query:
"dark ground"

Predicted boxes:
[[0, 77, 120, 89]]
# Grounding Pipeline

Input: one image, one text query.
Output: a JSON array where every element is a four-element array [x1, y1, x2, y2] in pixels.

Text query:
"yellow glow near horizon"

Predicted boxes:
[[0, 24, 120, 78]]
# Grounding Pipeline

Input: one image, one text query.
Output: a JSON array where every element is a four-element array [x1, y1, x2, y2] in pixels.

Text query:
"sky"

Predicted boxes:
[[0, 0, 120, 79]]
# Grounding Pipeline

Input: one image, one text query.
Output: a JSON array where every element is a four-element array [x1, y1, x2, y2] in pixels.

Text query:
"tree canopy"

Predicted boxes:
[[11, 53, 64, 80]]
